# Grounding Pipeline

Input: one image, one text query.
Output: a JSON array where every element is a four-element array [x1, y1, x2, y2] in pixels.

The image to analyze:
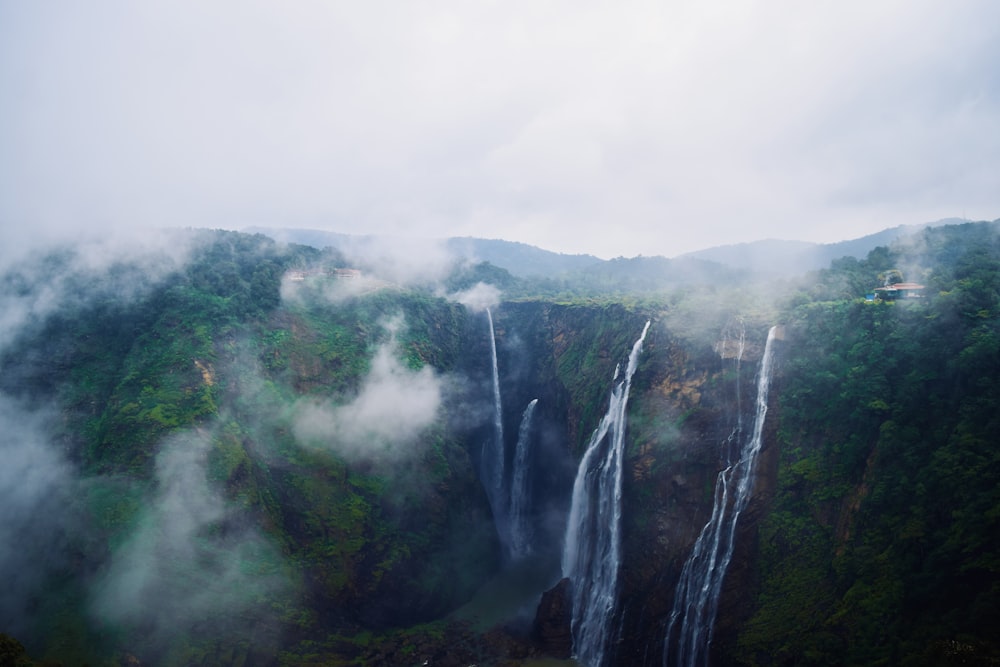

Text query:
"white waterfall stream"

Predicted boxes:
[[663, 326, 778, 667], [562, 321, 651, 667], [509, 398, 539, 560], [482, 307, 508, 548]]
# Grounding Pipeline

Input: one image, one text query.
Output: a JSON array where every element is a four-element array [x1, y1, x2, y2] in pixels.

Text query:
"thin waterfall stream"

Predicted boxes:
[[482, 307, 508, 550], [509, 398, 539, 560], [663, 326, 778, 667]]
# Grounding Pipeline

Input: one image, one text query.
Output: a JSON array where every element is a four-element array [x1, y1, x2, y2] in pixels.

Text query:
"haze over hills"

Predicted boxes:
[[1, 219, 999, 665], [678, 221, 956, 275], [248, 218, 980, 281], [3, 0, 999, 660], [246, 226, 604, 279]]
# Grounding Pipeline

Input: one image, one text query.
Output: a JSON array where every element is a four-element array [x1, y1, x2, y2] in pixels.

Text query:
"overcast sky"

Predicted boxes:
[[2, 1, 998, 259]]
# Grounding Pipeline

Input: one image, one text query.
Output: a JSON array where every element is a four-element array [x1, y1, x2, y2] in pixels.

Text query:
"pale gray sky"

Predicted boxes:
[[2, 1, 998, 258]]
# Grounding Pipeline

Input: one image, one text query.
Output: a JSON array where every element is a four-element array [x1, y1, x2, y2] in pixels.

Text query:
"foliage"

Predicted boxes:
[[737, 221, 1000, 665], [0, 230, 501, 665], [5, 223, 1000, 666], [546, 302, 652, 452], [0, 634, 48, 667]]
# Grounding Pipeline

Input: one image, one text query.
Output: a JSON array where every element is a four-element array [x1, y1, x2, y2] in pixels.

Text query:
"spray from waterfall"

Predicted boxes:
[[663, 326, 778, 667], [509, 398, 539, 559], [562, 321, 651, 667]]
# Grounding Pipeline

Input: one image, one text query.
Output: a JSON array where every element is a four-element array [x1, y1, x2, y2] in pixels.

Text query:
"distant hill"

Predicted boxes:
[[680, 219, 974, 275], [444, 237, 602, 278], [680, 239, 819, 276], [248, 218, 982, 284], [245, 228, 602, 279], [246, 226, 737, 291], [556, 254, 746, 293]]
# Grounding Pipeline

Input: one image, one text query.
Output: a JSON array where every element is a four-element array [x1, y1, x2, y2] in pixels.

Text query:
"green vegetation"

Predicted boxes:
[[547, 302, 652, 452], [3, 222, 1000, 665], [0, 230, 501, 665], [0, 633, 41, 667], [737, 222, 1000, 665]]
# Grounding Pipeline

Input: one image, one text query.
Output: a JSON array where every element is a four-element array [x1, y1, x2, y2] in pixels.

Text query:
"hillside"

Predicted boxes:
[[679, 218, 978, 276], [0, 221, 998, 666]]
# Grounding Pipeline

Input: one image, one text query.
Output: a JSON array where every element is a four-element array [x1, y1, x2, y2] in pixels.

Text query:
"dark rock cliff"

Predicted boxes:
[[493, 303, 777, 666]]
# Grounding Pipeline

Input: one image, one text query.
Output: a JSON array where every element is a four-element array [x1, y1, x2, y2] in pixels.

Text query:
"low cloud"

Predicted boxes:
[[0, 231, 199, 649], [0, 398, 76, 642], [293, 318, 442, 462], [280, 270, 390, 305], [0, 229, 193, 349], [90, 427, 288, 657], [450, 281, 502, 312], [4, 3, 999, 259], [278, 235, 465, 305], [333, 234, 459, 286]]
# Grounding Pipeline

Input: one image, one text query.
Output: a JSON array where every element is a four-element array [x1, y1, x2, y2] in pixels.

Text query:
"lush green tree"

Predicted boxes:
[[737, 221, 1000, 665]]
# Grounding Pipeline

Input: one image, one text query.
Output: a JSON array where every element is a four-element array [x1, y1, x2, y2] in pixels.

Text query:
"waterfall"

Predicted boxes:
[[720, 319, 746, 466], [562, 320, 651, 667], [482, 308, 508, 548], [663, 326, 778, 667], [509, 398, 539, 559]]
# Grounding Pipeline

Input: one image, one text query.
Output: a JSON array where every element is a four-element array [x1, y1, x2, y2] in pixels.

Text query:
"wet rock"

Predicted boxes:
[[532, 577, 573, 659]]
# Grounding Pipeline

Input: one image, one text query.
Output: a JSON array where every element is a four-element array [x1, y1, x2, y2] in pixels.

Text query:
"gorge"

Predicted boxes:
[[0, 222, 998, 666]]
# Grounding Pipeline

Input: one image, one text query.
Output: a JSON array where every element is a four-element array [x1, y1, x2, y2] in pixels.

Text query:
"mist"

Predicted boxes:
[[3, 207, 996, 666], [331, 234, 460, 286], [0, 397, 77, 644], [292, 316, 444, 463], [450, 281, 502, 312], [0, 230, 301, 660], [280, 270, 390, 305], [90, 426, 289, 659], [6, 2, 998, 258], [0, 231, 199, 647], [0, 228, 194, 351]]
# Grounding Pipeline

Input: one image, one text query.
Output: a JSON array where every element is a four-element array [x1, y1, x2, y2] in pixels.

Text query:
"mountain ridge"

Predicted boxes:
[[247, 217, 981, 280]]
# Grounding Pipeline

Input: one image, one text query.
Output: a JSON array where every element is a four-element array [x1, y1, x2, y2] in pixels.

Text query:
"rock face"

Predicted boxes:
[[532, 578, 573, 659], [501, 309, 779, 666], [709, 384, 782, 665], [605, 325, 779, 665]]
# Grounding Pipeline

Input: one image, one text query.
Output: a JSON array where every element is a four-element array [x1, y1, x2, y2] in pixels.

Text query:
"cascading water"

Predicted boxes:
[[482, 308, 508, 549], [509, 398, 538, 559], [562, 321, 651, 667], [719, 319, 746, 466], [663, 326, 778, 667]]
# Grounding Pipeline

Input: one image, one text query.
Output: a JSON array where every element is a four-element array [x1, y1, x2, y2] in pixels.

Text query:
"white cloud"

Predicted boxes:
[[450, 282, 502, 312], [280, 271, 388, 305], [91, 427, 287, 651], [338, 235, 458, 286], [292, 319, 442, 461], [0, 398, 76, 640], [1, 0, 997, 258], [0, 228, 192, 349]]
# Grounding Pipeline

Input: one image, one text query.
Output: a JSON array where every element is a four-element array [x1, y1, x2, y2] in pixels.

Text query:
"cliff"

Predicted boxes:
[[1, 223, 998, 666]]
